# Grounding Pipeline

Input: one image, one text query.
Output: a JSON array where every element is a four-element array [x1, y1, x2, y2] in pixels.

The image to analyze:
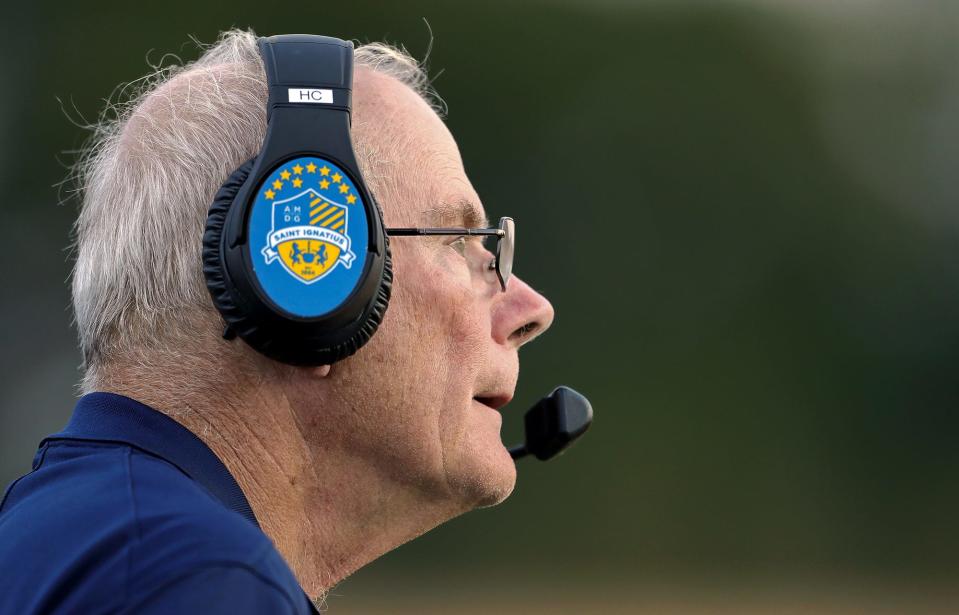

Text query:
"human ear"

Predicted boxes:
[[304, 365, 331, 378]]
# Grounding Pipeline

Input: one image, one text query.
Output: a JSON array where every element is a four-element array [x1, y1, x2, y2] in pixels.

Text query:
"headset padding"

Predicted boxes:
[[203, 159, 254, 337]]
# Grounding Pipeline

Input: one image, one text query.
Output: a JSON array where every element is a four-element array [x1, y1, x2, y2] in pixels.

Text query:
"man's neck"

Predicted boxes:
[[112, 380, 461, 598]]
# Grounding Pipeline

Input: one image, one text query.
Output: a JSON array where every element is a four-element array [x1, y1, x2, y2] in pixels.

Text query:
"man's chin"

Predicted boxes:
[[440, 400, 519, 508], [448, 442, 517, 510], [472, 451, 517, 508]]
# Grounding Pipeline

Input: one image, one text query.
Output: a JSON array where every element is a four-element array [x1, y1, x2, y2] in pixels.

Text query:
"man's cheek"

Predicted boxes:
[[445, 300, 486, 359]]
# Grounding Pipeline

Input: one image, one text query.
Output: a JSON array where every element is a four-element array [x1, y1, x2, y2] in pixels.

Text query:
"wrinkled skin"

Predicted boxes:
[[288, 66, 555, 511]]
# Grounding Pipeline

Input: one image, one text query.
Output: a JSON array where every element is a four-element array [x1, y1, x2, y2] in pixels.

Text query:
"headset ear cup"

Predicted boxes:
[[202, 159, 255, 336], [203, 158, 392, 365]]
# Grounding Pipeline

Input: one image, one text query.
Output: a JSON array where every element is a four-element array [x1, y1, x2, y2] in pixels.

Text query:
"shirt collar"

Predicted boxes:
[[42, 392, 260, 529]]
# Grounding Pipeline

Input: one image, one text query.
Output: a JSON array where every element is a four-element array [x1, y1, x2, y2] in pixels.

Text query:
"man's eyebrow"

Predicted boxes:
[[422, 199, 489, 228]]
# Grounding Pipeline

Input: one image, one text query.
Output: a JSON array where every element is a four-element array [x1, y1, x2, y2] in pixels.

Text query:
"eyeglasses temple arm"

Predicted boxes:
[[385, 227, 505, 237]]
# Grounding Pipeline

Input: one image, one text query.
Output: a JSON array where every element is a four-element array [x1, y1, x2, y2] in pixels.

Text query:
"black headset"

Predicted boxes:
[[203, 34, 391, 367]]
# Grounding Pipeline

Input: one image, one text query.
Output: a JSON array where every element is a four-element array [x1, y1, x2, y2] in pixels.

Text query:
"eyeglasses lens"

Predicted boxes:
[[496, 217, 514, 291]]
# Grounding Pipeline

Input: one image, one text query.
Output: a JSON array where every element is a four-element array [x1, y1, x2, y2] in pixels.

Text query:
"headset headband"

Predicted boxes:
[[259, 35, 353, 118], [203, 34, 391, 366]]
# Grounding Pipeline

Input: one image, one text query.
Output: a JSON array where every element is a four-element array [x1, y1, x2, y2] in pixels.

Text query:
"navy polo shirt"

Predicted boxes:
[[0, 393, 319, 614]]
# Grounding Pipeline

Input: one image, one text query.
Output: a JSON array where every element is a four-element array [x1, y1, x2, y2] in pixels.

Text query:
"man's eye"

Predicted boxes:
[[448, 236, 468, 257]]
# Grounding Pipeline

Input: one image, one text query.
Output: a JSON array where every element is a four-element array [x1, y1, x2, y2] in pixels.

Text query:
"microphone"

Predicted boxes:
[[508, 386, 593, 461]]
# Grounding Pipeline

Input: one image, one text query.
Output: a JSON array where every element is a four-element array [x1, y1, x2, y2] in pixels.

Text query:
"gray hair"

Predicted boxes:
[[70, 29, 439, 392]]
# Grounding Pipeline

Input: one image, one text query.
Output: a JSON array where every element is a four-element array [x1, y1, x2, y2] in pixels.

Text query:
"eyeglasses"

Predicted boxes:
[[386, 216, 515, 291]]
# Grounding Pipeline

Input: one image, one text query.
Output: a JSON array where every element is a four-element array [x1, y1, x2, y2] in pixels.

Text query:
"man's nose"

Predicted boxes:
[[492, 275, 555, 349]]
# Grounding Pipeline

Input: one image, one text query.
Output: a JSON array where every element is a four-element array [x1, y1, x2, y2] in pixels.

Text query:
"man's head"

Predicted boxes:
[[72, 29, 553, 515]]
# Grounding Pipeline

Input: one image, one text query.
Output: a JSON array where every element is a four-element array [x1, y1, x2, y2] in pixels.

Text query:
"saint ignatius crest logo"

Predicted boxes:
[[260, 162, 357, 284], [248, 156, 370, 318]]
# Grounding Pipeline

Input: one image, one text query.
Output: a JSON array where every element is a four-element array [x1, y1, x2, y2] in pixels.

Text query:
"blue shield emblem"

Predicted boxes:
[[261, 188, 356, 284]]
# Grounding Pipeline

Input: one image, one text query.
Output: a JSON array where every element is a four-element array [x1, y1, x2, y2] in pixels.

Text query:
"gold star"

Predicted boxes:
[[280, 170, 291, 180], [339, 184, 349, 194], [264, 189, 275, 200], [292, 164, 304, 175], [346, 194, 357, 205], [272, 179, 283, 190], [320, 166, 331, 176], [292, 178, 303, 188], [331, 172, 342, 183], [319, 179, 330, 190], [306, 162, 317, 173]]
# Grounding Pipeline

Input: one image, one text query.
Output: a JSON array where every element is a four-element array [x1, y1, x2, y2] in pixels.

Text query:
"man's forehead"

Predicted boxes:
[[352, 68, 488, 229], [422, 198, 489, 228]]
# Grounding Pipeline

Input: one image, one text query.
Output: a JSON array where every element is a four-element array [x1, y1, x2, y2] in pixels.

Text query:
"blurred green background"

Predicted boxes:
[[3, 0, 959, 612]]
